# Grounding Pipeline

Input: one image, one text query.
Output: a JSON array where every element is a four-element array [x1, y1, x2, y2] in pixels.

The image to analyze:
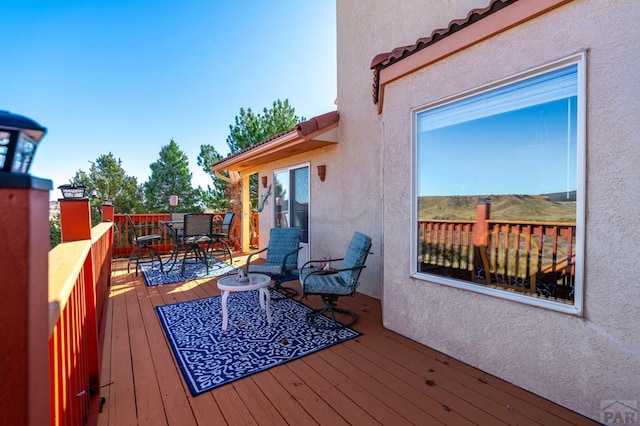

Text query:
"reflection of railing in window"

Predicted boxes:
[[275, 196, 289, 228], [293, 201, 308, 243], [417, 202, 576, 303]]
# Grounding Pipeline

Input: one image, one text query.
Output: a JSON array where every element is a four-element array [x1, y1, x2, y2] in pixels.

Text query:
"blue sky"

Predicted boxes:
[[2, 0, 336, 197]]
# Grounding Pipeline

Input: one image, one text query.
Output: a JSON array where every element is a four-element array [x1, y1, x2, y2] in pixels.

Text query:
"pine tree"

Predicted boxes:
[[198, 99, 303, 210], [144, 139, 201, 213], [71, 152, 144, 221]]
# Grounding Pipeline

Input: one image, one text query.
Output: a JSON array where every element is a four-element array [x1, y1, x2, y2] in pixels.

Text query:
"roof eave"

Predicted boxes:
[[211, 111, 339, 173]]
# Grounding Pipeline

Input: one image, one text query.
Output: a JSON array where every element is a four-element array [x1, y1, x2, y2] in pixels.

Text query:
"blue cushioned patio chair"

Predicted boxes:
[[299, 231, 372, 329], [246, 227, 301, 298]]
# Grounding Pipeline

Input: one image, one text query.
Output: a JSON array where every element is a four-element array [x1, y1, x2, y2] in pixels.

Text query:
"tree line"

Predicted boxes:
[[50, 99, 303, 247]]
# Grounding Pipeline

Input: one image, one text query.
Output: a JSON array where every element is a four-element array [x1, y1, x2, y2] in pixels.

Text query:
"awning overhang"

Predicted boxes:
[[211, 111, 339, 173]]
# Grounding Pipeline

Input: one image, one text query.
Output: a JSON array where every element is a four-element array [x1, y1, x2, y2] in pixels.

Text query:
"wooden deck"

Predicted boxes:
[[97, 256, 597, 426]]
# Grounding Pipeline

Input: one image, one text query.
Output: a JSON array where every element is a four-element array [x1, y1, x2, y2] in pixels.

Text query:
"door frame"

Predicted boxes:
[[273, 162, 310, 268]]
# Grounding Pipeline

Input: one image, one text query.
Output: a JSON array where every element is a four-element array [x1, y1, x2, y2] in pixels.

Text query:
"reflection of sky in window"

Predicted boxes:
[[294, 167, 309, 203], [274, 170, 289, 203], [418, 97, 577, 196]]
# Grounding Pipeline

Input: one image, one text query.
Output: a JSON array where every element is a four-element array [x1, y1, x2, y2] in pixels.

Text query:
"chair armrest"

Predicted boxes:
[[280, 246, 303, 271], [300, 257, 345, 270], [307, 264, 362, 275], [301, 264, 365, 285], [246, 247, 269, 272]]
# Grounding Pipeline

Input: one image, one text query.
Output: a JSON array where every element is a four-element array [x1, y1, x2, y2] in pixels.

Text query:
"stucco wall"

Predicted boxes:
[[251, 136, 385, 297], [336, 0, 492, 297], [339, 0, 640, 421]]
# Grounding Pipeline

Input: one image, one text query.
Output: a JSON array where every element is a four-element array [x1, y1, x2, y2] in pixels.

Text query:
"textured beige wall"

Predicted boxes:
[[335, 0, 491, 297], [339, 0, 640, 421]]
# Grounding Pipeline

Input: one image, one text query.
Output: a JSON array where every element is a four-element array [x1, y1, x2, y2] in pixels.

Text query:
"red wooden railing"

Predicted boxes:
[[111, 212, 248, 257], [112, 213, 172, 256], [417, 202, 576, 301], [48, 221, 114, 425]]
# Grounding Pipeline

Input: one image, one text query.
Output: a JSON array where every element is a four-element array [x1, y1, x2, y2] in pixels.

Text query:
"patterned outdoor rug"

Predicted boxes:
[[141, 258, 237, 286], [156, 291, 361, 396]]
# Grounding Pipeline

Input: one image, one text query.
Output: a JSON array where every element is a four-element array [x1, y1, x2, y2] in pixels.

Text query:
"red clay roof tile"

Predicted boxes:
[[370, 0, 518, 104]]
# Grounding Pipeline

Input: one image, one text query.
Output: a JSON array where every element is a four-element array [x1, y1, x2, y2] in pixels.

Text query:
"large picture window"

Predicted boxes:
[[412, 54, 585, 314]]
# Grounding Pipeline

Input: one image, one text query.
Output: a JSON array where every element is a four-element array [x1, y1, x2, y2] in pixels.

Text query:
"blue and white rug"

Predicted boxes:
[[141, 258, 237, 286], [156, 291, 361, 396]]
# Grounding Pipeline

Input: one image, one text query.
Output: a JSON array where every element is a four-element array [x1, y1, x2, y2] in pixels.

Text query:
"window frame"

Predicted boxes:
[[410, 52, 586, 316]]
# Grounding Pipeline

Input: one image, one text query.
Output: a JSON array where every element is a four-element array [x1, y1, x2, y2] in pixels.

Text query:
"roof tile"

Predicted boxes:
[[370, 0, 518, 103]]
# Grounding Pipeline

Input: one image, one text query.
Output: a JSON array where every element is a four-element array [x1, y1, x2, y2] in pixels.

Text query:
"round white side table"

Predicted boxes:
[[216, 273, 272, 331]]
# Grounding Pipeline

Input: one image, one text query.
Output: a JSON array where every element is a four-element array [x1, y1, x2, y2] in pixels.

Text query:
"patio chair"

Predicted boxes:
[[209, 212, 235, 264], [299, 231, 372, 329], [180, 213, 213, 275], [170, 212, 189, 239], [125, 213, 163, 276], [246, 227, 301, 298], [159, 212, 191, 272]]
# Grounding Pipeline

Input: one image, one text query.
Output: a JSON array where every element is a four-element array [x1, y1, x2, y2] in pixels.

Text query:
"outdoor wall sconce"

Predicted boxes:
[[0, 110, 47, 174], [317, 164, 326, 182], [58, 184, 88, 200], [261, 176, 268, 188]]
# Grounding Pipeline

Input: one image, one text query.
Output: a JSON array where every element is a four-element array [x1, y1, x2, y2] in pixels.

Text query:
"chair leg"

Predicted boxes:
[[210, 238, 233, 264], [129, 243, 162, 276], [305, 295, 356, 329], [181, 244, 209, 276], [271, 279, 298, 299], [127, 245, 141, 274]]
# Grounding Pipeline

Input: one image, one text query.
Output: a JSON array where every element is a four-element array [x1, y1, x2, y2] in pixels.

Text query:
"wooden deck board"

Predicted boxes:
[[288, 357, 381, 425], [126, 281, 166, 425], [230, 379, 287, 426], [96, 274, 114, 426], [270, 364, 351, 426], [138, 281, 198, 426], [374, 329, 578, 425], [97, 257, 599, 425], [331, 341, 483, 425]]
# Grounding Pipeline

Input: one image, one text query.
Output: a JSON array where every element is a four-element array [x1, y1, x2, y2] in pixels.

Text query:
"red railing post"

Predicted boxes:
[[0, 174, 52, 426], [473, 198, 491, 246], [101, 202, 114, 222], [59, 198, 92, 242]]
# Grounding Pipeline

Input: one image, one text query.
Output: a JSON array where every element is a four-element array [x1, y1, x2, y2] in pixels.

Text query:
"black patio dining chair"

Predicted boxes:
[[246, 227, 302, 298], [169, 212, 189, 240], [180, 213, 214, 276], [125, 213, 163, 276], [299, 231, 372, 329], [209, 212, 235, 264]]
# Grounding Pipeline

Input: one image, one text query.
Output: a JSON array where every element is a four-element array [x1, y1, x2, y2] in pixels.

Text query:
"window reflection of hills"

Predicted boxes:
[[418, 193, 576, 223]]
